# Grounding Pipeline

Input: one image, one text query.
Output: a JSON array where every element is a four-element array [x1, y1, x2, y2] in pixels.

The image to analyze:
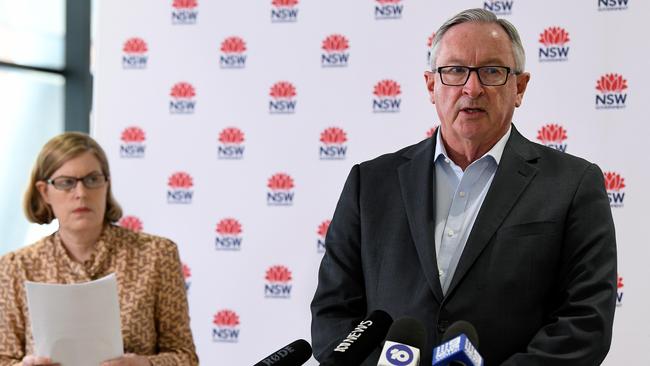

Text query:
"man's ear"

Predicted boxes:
[[424, 71, 436, 104], [514, 72, 530, 108]]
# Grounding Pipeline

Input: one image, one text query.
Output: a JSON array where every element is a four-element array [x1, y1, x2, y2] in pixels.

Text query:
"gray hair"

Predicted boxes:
[[429, 8, 526, 73]]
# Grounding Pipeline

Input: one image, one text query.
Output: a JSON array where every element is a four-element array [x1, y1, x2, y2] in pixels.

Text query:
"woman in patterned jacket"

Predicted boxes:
[[0, 132, 198, 366]]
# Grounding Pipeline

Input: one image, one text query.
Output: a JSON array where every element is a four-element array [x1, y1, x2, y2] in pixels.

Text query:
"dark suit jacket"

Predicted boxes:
[[311, 126, 617, 366]]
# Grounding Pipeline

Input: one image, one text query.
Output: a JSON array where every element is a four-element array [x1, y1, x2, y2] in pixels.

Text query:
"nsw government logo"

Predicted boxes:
[[598, 0, 628, 11], [271, 0, 299, 23], [220, 36, 247, 69], [538, 27, 570, 62], [604, 172, 625, 208], [122, 38, 148, 69], [267, 173, 294, 206], [183, 263, 191, 291], [536, 124, 568, 152], [120, 126, 146, 158], [218, 127, 245, 160], [375, 0, 403, 20], [264, 265, 292, 298], [426, 32, 435, 66], [595, 73, 628, 109], [321, 34, 350, 68], [215, 218, 243, 251], [172, 0, 198, 25], [373, 80, 402, 113], [269, 81, 297, 114], [483, 0, 514, 15], [167, 172, 194, 204], [317, 220, 330, 253], [212, 310, 240, 343], [118, 215, 143, 232], [616, 274, 624, 307], [169, 82, 196, 114], [319, 127, 347, 160]]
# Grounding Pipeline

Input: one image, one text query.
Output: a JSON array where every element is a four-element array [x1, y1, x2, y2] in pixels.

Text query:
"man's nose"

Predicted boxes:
[[462, 70, 484, 98]]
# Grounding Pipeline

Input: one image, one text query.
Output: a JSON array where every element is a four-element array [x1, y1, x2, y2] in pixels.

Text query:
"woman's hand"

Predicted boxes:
[[101, 353, 151, 366], [21, 355, 59, 366]]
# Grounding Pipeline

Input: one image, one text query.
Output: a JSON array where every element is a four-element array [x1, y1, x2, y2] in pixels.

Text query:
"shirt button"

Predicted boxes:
[[438, 269, 444, 277], [444, 158, 450, 164], [447, 229, 454, 237], [459, 191, 466, 197]]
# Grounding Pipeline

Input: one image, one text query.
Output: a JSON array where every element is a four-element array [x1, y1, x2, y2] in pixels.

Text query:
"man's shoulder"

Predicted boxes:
[[359, 137, 431, 170]]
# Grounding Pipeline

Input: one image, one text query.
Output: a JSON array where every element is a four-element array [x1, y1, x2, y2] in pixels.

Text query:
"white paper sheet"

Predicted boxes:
[[25, 273, 124, 366]]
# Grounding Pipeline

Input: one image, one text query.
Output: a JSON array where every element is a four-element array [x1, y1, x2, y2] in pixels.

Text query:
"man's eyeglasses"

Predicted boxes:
[[435, 66, 519, 86], [46, 173, 108, 191]]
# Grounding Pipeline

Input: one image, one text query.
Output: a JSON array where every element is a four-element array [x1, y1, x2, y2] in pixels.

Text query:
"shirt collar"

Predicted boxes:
[[434, 124, 512, 166]]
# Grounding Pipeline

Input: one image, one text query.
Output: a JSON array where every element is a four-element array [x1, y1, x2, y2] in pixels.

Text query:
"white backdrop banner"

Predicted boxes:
[[92, 1, 648, 364]]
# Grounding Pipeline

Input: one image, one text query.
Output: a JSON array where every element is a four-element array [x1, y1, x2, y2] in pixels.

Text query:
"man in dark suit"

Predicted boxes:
[[311, 8, 617, 366]]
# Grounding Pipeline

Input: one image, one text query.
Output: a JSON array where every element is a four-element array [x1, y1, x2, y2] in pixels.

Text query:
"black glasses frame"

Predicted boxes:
[[435, 65, 518, 86], [46, 173, 108, 191]]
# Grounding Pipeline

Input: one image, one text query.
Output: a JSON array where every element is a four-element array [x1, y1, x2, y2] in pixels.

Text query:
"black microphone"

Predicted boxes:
[[253, 339, 312, 366], [431, 320, 482, 366], [377, 317, 426, 365], [320, 309, 394, 366]]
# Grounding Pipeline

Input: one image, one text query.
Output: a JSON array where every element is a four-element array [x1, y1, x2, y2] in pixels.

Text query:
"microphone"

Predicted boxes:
[[252, 339, 312, 366], [431, 320, 483, 366], [320, 309, 394, 366], [377, 317, 426, 366]]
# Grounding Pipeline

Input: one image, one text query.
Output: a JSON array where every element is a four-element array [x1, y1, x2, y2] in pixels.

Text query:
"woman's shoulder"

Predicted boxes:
[[0, 235, 54, 273]]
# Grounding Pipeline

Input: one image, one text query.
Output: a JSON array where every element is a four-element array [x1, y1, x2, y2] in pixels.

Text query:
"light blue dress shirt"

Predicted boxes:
[[434, 126, 511, 294]]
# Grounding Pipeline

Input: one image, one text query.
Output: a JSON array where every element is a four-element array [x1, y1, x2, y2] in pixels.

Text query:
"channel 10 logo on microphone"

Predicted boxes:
[[603, 171, 626, 208], [171, 0, 198, 25], [120, 126, 146, 158], [169, 82, 196, 114], [372, 79, 402, 113], [264, 265, 292, 298], [219, 36, 247, 69], [536, 124, 568, 152], [319, 127, 347, 160], [218, 127, 245, 160], [267, 173, 295, 206], [167, 172, 194, 204], [182, 263, 191, 291], [321, 34, 350, 68], [122, 37, 148, 69], [595, 73, 628, 110], [212, 309, 240, 343], [271, 0, 299, 23], [269, 81, 297, 114], [215, 218, 243, 251], [383, 343, 415, 366], [538, 27, 570, 62]]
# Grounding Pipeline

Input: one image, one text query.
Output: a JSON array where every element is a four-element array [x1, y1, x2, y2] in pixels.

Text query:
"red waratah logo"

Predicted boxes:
[[537, 124, 568, 144], [182, 263, 191, 279], [603, 172, 625, 192], [320, 127, 347, 145], [267, 173, 294, 191], [318, 220, 331, 238], [265, 265, 292, 283], [427, 32, 435, 48], [426, 126, 438, 138], [374, 80, 401, 97], [118, 216, 143, 232], [170, 82, 196, 99], [216, 218, 242, 235], [213, 310, 240, 327], [168, 172, 194, 189], [322, 34, 349, 52], [173, 0, 197, 9], [269, 81, 296, 99], [272, 0, 298, 6], [539, 27, 570, 47], [121, 127, 146, 143], [596, 74, 628, 93], [219, 127, 245, 144], [221, 37, 246, 54], [123, 38, 148, 54], [617, 275, 623, 289]]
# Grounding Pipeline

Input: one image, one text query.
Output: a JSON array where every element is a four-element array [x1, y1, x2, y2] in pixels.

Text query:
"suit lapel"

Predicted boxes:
[[398, 136, 444, 303], [446, 127, 540, 297]]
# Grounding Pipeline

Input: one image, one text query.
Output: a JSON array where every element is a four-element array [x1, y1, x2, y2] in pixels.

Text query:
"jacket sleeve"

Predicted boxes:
[[501, 163, 617, 366], [0, 253, 28, 366], [146, 242, 199, 366], [310, 165, 368, 362]]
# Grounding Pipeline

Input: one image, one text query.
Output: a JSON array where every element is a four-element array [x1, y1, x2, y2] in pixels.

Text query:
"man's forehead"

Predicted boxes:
[[437, 22, 514, 64]]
